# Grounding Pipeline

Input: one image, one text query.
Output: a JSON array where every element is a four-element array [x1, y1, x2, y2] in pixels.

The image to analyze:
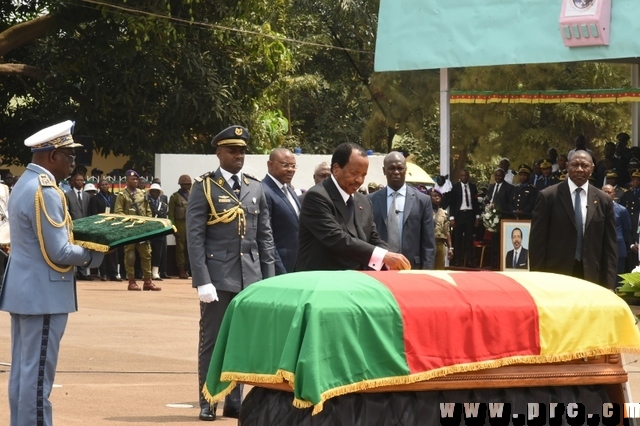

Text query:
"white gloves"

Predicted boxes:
[[198, 284, 219, 303]]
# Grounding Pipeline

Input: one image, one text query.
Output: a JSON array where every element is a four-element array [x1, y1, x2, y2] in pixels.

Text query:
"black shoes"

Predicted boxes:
[[199, 407, 216, 421], [222, 407, 240, 419]]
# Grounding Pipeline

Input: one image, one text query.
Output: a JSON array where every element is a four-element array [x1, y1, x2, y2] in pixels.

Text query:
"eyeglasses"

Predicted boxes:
[[275, 161, 297, 170], [56, 151, 76, 163]]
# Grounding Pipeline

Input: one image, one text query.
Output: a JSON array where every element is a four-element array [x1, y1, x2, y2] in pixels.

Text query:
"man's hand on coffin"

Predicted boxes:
[[383, 252, 411, 270], [198, 284, 219, 303]]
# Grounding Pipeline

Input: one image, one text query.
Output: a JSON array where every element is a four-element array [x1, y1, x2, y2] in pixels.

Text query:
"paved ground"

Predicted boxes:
[[1, 279, 640, 425], [0, 278, 241, 425]]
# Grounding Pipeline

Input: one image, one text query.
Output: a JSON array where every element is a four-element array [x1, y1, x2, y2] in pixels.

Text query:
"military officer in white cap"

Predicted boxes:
[[0, 120, 105, 426]]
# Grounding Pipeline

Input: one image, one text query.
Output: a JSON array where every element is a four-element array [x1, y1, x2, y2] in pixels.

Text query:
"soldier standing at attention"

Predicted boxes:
[[114, 169, 161, 291], [187, 125, 275, 421], [169, 174, 192, 279], [0, 121, 104, 426], [511, 164, 538, 218]]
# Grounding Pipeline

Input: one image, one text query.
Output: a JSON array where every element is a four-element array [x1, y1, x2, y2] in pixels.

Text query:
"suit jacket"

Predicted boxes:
[[0, 164, 103, 315], [369, 185, 435, 269], [530, 181, 618, 288], [613, 201, 632, 258], [448, 181, 480, 219], [295, 177, 388, 271], [65, 188, 91, 219], [505, 247, 529, 269], [186, 168, 275, 292], [148, 196, 169, 219], [486, 181, 513, 212], [262, 175, 300, 275], [89, 191, 117, 216]]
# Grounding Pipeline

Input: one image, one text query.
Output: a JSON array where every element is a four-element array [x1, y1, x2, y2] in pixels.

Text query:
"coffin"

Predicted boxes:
[[203, 271, 640, 421]]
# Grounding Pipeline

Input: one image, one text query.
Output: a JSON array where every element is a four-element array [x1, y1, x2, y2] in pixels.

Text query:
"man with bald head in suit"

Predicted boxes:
[[530, 150, 617, 287]]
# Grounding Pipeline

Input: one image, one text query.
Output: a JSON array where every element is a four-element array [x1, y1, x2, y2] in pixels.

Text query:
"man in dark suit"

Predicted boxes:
[[486, 168, 513, 269], [89, 178, 121, 281], [263, 148, 300, 274], [530, 150, 617, 288], [603, 184, 632, 279], [65, 170, 93, 280], [295, 143, 410, 271], [187, 125, 275, 421], [505, 227, 529, 269], [65, 171, 90, 219], [369, 151, 435, 269], [448, 169, 480, 267]]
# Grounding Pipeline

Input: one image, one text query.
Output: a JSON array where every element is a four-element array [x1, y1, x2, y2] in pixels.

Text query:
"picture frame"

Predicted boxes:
[[500, 220, 532, 271]]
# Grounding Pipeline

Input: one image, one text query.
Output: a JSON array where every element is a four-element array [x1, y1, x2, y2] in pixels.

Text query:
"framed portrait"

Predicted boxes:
[[500, 220, 532, 271]]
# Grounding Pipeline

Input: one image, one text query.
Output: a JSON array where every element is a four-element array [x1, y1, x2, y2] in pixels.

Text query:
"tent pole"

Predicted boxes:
[[440, 68, 451, 177], [632, 64, 639, 148]]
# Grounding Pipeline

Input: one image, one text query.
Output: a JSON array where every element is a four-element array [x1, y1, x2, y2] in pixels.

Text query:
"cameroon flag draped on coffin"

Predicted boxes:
[[203, 271, 640, 414]]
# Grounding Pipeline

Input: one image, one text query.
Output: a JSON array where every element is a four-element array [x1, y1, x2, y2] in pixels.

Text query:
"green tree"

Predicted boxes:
[[0, 0, 291, 169]]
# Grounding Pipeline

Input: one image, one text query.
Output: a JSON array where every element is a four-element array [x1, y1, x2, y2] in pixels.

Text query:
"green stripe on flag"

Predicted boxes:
[[203, 270, 409, 411]]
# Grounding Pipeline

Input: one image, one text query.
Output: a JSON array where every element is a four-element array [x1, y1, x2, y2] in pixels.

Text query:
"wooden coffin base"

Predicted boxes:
[[241, 354, 628, 408]]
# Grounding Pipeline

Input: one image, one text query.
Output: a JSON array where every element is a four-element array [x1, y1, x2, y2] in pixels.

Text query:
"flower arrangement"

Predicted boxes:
[[616, 266, 640, 297], [482, 204, 501, 233]]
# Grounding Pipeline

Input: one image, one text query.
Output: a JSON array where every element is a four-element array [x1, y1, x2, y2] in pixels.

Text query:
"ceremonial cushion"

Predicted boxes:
[[72, 213, 175, 252]]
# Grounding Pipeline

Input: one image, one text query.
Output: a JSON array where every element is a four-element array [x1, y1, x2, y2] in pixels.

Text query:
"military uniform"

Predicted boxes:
[[114, 179, 154, 288], [168, 189, 189, 277], [187, 125, 275, 420], [0, 122, 104, 426], [432, 207, 450, 270]]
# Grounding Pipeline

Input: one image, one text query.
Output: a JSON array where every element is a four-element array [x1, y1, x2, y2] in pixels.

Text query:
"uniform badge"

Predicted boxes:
[[217, 177, 225, 186], [252, 197, 257, 204], [38, 174, 54, 187], [218, 195, 231, 203], [243, 176, 250, 186], [235, 127, 243, 136]]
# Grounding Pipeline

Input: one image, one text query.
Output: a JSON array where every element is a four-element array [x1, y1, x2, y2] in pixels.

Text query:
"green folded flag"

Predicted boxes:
[[72, 214, 175, 252]]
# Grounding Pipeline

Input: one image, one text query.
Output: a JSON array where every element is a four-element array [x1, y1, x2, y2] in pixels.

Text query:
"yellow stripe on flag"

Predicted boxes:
[[500, 272, 640, 358]]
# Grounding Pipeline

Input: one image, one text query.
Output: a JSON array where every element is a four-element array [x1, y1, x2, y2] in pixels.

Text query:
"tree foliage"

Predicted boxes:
[[0, 0, 634, 182]]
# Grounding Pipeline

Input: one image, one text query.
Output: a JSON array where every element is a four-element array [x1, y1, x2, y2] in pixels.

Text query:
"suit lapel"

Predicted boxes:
[[374, 191, 388, 231], [324, 178, 357, 236], [214, 168, 235, 196], [585, 185, 597, 229], [403, 188, 415, 225], [558, 181, 576, 228]]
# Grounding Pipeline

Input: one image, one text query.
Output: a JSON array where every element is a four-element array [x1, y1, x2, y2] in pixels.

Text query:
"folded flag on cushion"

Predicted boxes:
[[203, 270, 640, 415], [72, 213, 175, 252]]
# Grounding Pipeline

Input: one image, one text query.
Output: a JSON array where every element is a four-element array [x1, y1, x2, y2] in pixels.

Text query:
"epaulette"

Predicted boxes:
[[38, 174, 55, 187], [243, 173, 261, 182], [194, 171, 214, 183], [620, 187, 629, 192]]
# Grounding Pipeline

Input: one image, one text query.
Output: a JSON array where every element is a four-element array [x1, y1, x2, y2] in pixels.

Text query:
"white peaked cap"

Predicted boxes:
[[25, 120, 83, 152]]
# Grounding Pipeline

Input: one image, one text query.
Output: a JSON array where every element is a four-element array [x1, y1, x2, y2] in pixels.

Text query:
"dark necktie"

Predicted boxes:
[[231, 175, 241, 196], [77, 190, 82, 206], [513, 251, 518, 266], [346, 196, 354, 222], [574, 188, 583, 261], [464, 184, 470, 207]]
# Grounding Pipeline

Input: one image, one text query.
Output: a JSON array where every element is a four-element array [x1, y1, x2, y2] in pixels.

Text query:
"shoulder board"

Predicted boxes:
[[38, 174, 55, 187], [243, 173, 261, 182], [620, 187, 628, 192], [195, 171, 214, 183]]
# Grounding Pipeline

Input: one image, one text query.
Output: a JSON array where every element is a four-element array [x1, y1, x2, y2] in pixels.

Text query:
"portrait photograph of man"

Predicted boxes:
[[502, 222, 530, 270]]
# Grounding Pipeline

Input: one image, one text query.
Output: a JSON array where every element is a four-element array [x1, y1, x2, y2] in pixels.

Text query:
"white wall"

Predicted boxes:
[[155, 153, 389, 196]]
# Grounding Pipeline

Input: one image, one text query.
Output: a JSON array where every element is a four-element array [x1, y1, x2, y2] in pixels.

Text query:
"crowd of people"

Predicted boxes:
[[0, 120, 633, 424]]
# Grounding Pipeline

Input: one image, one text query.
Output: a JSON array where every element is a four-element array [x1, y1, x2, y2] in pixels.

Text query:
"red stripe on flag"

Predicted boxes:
[[364, 271, 540, 374]]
